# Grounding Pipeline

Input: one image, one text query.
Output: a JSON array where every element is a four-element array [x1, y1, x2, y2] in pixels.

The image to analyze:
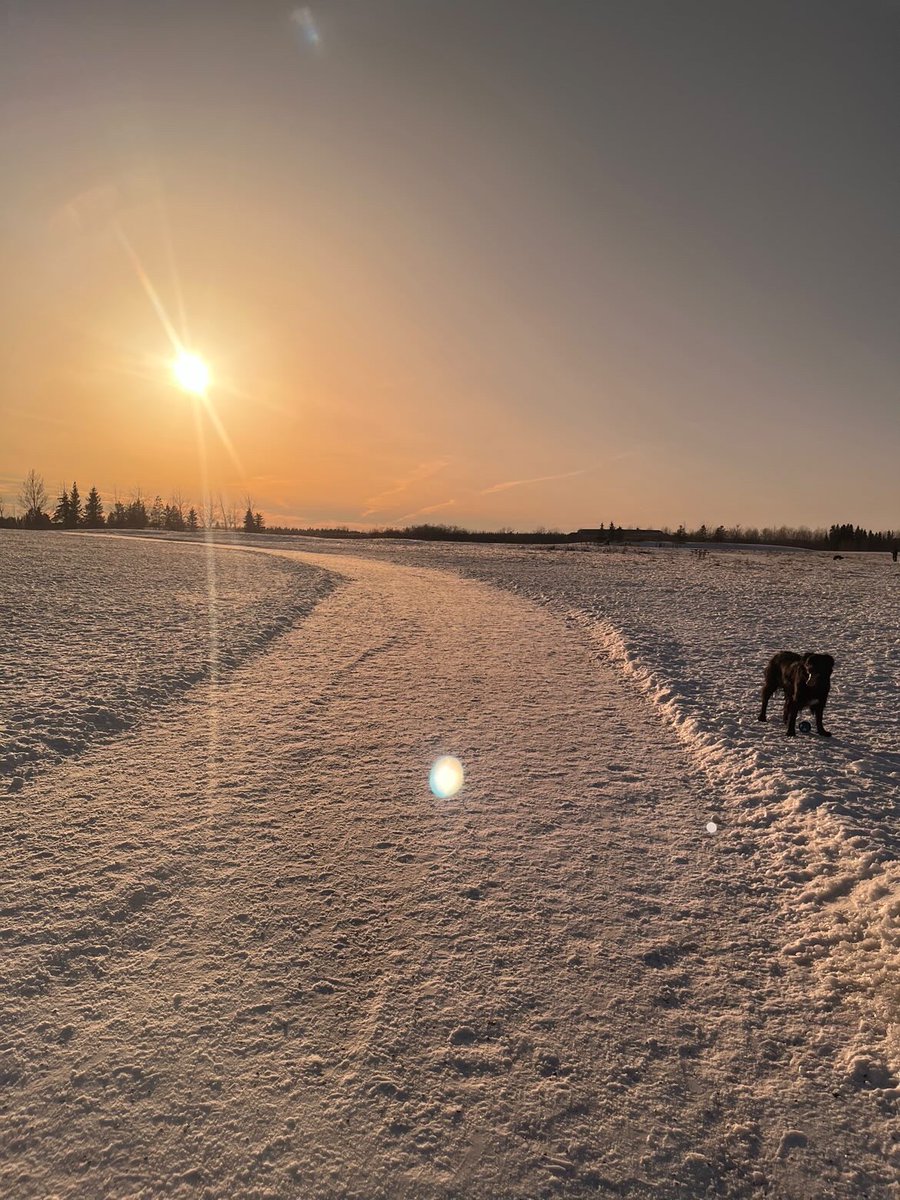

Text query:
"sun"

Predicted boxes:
[[172, 351, 210, 395]]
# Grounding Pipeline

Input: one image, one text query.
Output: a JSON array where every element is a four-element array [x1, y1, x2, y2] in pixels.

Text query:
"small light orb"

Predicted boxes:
[[706, 821, 718, 834], [430, 755, 464, 799], [172, 351, 210, 395]]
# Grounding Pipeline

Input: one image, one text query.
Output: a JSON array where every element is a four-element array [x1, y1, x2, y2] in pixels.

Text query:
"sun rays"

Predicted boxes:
[[111, 219, 245, 476]]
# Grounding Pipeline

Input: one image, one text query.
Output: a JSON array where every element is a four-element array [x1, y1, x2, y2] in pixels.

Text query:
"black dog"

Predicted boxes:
[[758, 651, 835, 737]]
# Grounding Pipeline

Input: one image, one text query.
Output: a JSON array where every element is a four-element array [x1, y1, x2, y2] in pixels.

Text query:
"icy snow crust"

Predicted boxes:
[[2, 534, 899, 1197], [0, 531, 337, 788], [293, 537, 900, 1081]]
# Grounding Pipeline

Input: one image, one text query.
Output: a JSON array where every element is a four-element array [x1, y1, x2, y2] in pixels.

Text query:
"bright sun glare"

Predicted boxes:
[[172, 351, 210, 396]]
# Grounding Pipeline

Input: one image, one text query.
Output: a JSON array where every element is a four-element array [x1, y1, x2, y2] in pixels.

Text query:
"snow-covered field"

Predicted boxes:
[[299, 536, 900, 1088], [2, 531, 898, 1198], [0, 532, 336, 787]]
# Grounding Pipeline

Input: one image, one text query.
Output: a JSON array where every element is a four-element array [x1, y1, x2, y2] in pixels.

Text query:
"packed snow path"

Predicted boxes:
[[2, 549, 896, 1198]]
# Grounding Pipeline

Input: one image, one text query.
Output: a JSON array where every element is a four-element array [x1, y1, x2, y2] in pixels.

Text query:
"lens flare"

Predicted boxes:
[[429, 755, 465, 799], [291, 6, 322, 50], [173, 351, 210, 395]]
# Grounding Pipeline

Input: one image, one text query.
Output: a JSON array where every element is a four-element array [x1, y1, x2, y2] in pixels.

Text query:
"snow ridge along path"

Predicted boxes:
[[2, 546, 897, 1198]]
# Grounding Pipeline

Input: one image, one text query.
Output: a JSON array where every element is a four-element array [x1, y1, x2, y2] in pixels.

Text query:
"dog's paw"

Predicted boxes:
[[786, 729, 796, 737], [819, 729, 832, 738], [757, 714, 767, 723]]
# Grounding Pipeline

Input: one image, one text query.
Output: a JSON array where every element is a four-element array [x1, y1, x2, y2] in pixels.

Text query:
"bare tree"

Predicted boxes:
[[18, 469, 49, 525], [217, 493, 237, 530]]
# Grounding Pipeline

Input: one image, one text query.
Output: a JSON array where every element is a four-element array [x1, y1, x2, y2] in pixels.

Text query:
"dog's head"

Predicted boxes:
[[802, 653, 835, 690]]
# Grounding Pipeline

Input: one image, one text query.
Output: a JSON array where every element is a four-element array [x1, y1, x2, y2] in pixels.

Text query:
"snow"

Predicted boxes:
[[411, 543, 900, 1081], [324, 538, 900, 1108], [0, 532, 336, 787], [1, 532, 898, 1197]]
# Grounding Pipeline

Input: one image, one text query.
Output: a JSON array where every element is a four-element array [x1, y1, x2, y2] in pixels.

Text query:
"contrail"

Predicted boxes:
[[396, 498, 457, 522], [479, 468, 586, 495], [363, 459, 449, 516]]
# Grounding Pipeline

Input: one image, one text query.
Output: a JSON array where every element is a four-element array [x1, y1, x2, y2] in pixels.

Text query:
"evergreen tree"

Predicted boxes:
[[84, 486, 104, 527], [52, 485, 71, 527], [187, 507, 199, 532], [164, 503, 186, 532], [170, 494, 186, 529], [126, 497, 148, 528], [253, 511, 265, 531], [68, 481, 83, 528], [107, 499, 126, 528], [149, 495, 165, 529], [243, 506, 255, 532]]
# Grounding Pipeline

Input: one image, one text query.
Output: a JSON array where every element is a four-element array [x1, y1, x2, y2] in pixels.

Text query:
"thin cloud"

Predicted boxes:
[[479, 468, 586, 496], [362, 458, 449, 516], [395, 498, 457, 523]]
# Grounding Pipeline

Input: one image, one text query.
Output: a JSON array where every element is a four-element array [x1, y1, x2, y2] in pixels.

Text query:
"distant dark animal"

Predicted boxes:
[[758, 651, 835, 738]]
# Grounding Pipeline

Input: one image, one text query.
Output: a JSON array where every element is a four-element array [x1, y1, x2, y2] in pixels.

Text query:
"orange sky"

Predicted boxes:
[[2, 3, 898, 531]]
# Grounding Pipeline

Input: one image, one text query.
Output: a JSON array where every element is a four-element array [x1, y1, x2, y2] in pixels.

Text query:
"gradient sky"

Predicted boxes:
[[2, 1, 898, 530]]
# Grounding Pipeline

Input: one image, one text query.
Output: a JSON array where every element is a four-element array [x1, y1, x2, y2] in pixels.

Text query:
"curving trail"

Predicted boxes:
[[1, 549, 894, 1198]]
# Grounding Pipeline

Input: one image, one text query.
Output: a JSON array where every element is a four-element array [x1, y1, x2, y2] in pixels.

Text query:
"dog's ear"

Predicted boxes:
[[822, 654, 835, 671], [802, 653, 816, 668]]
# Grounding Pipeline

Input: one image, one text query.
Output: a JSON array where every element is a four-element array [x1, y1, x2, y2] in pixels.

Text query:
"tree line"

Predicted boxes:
[[670, 522, 898, 552], [1, 469, 265, 533], [263, 520, 899, 550], [1, 469, 895, 551]]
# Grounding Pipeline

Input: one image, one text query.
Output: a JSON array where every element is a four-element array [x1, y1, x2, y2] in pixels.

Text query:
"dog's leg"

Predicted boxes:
[[759, 679, 776, 721], [785, 686, 800, 736], [782, 696, 791, 725], [813, 699, 832, 737]]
